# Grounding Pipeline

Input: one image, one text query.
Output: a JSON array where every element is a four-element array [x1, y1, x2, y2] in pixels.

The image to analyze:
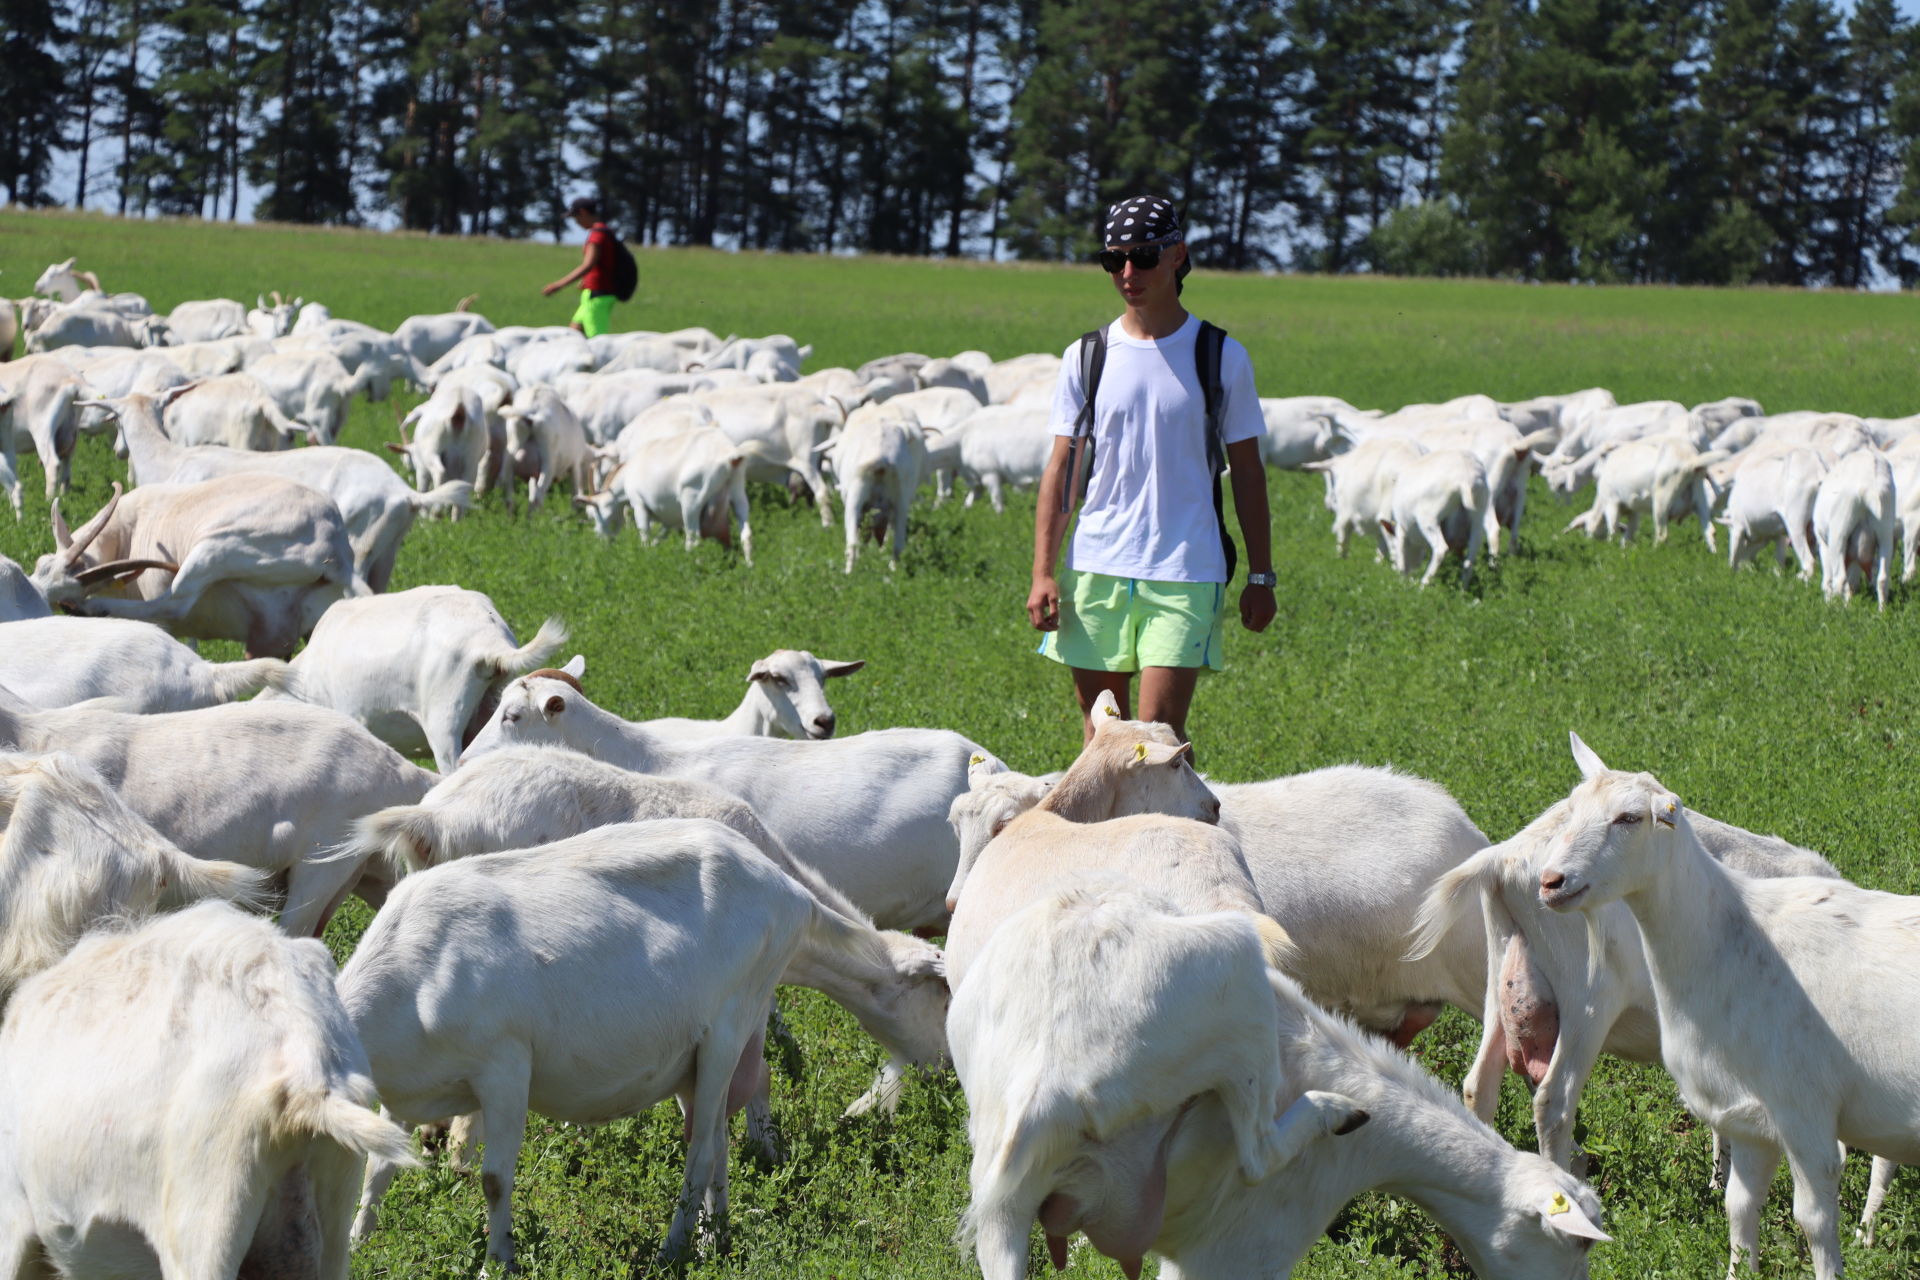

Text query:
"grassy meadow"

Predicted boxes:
[[4, 207, 1920, 1277]]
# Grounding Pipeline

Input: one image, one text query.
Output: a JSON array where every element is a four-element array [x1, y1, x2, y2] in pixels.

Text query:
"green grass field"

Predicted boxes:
[[4, 208, 1920, 1277]]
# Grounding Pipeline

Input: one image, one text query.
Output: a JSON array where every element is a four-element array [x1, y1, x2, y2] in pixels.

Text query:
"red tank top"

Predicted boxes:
[[583, 224, 613, 294]]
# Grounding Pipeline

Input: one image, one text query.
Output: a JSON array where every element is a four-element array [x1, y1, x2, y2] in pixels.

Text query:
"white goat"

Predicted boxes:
[[0, 750, 269, 1004], [163, 371, 310, 450], [461, 667, 995, 930], [1723, 446, 1828, 577], [1563, 436, 1726, 551], [1145, 965, 1610, 1278], [1382, 447, 1494, 586], [0, 683, 433, 936], [1412, 791, 1845, 1169], [499, 383, 591, 513], [1813, 446, 1896, 608], [1534, 733, 1920, 1280], [393, 309, 495, 366], [342, 820, 843, 1265], [265, 587, 565, 772], [0, 554, 47, 621], [165, 297, 249, 343], [1304, 436, 1426, 560], [0, 616, 286, 711], [30, 477, 359, 658], [344, 743, 948, 1142], [830, 408, 931, 573], [0, 902, 414, 1280], [642, 648, 863, 740], [946, 754, 1491, 1044], [577, 424, 768, 563], [954, 882, 1370, 1280], [106, 391, 468, 592]]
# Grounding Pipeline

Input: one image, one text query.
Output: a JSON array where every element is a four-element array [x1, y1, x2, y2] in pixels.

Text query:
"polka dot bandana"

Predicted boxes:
[[1102, 195, 1183, 248]]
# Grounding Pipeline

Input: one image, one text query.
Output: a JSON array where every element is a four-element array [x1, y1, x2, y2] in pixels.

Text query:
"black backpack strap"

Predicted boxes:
[[1061, 328, 1106, 514], [1196, 321, 1237, 580]]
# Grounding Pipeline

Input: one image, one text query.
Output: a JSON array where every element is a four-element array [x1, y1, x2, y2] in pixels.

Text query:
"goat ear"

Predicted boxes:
[[967, 753, 1005, 785], [821, 659, 865, 679], [560, 655, 586, 679], [1090, 689, 1123, 723], [990, 807, 1018, 838], [1539, 1191, 1610, 1242], [747, 659, 774, 684], [1569, 732, 1608, 780], [1650, 785, 1682, 830], [1131, 741, 1189, 767]]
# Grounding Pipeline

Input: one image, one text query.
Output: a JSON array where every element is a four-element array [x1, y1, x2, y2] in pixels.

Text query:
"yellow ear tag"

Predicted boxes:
[[1133, 743, 1149, 762], [1548, 1192, 1571, 1216], [1655, 799, 1678, 829], [969, 754, 984, 766], [1103, 704, 1120, 718]]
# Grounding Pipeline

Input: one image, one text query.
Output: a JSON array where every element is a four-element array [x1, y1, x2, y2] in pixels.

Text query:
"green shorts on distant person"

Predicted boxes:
[[571, 290, 616, 337], [1039, 567, 1230, 672]]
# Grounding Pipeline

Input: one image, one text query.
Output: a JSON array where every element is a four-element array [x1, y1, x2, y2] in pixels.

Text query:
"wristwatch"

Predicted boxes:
[[1245, 571, 1277, 588]]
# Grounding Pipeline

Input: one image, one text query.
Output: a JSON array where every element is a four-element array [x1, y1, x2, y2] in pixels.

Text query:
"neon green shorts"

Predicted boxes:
[[570, 291, 616, 337], [1038, 568, 1230, 672]]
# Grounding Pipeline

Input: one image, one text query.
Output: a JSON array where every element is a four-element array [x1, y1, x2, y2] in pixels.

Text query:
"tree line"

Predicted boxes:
[[2, 0, 1917, 287]]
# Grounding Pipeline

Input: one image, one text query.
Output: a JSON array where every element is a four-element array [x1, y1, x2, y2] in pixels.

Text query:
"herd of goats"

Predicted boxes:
[[0, 255, 1912, 1280]]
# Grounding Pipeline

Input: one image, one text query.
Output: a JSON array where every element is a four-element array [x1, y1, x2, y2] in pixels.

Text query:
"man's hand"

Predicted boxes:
[[1240, 582, 1276, 632], [1028, 575, 1062, 630], [541, 282, 563, 297]]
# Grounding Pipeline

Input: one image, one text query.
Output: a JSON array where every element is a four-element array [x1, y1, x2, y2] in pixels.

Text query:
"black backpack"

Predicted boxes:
[[607, 234, 639, 302], [1061, 320, 1237, 580]]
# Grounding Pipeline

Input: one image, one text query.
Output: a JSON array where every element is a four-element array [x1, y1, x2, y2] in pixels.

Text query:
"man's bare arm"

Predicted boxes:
[[1226, 437, 1276, 632], [1027, 436, 1077, 630]]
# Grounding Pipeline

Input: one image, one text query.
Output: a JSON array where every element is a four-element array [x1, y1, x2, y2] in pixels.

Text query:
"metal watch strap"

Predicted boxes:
[[1245, 571, 1276, 587]]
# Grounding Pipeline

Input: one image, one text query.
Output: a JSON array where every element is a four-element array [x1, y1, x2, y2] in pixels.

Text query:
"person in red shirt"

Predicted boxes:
[[541, 197, 618, 336]]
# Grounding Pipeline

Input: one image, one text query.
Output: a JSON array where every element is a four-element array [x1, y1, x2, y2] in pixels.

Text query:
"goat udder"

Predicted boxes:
[[1498, 933, 1559, 1087]]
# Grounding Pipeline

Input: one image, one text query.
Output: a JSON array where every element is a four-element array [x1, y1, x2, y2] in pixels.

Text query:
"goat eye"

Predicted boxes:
[[1612, 812, 1641, 825], [544, 695, 566, 716]]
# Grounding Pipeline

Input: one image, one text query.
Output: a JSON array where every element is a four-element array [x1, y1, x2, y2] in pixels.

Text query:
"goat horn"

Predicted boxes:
[[74, 558, 177, 587], [271, 289, 284, 306], [63, 482, 123, 567]]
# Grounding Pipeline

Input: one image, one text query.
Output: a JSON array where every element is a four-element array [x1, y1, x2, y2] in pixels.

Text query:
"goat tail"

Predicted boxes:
[[1249, 911, 1301, 974], [278, 1089, 421, 1170], [157, 845, 274, 915], [352, 805, 443, 876], [1406, 844, 1506, 962], [487, 616, 568, 679], [204, 657, 291, 704], [955, 1073, 1056, 1268], [730, 438, 781, 468], [407, 479, 473, 515]]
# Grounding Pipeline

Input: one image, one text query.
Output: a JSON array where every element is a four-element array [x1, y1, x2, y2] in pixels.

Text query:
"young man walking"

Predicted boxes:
[[1028, 195, 1275, 743], [541, 197, 618, 337]]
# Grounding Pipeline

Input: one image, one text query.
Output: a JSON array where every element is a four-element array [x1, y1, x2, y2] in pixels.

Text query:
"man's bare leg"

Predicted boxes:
[[1137, 665, 1202, 744], [1070, 668, 1133, 743]]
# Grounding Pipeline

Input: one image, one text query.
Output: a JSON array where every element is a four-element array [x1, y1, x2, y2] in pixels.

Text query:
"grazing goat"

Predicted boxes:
[[955, 882, 1370, 1280], [343, 820, 841, 1265], [30, 477, 360, 659], [462, 666, 995, 930]]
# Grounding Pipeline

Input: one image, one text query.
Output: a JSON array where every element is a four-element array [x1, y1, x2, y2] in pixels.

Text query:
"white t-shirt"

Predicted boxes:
[[1050, 314, 1265, 584]]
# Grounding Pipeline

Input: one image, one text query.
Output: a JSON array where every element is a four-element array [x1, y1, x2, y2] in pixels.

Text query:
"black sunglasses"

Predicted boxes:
[[1097, 245, 1165, 273]]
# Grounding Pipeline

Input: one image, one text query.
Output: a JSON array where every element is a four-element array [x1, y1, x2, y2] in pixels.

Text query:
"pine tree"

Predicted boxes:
[[1830, 0, 1906, 287], [0, 0, 68, 205]]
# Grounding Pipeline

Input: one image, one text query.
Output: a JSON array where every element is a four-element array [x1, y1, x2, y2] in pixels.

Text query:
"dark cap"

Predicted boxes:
[[1102, 195, 1182, 248], [568, 196, 600, 219]]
